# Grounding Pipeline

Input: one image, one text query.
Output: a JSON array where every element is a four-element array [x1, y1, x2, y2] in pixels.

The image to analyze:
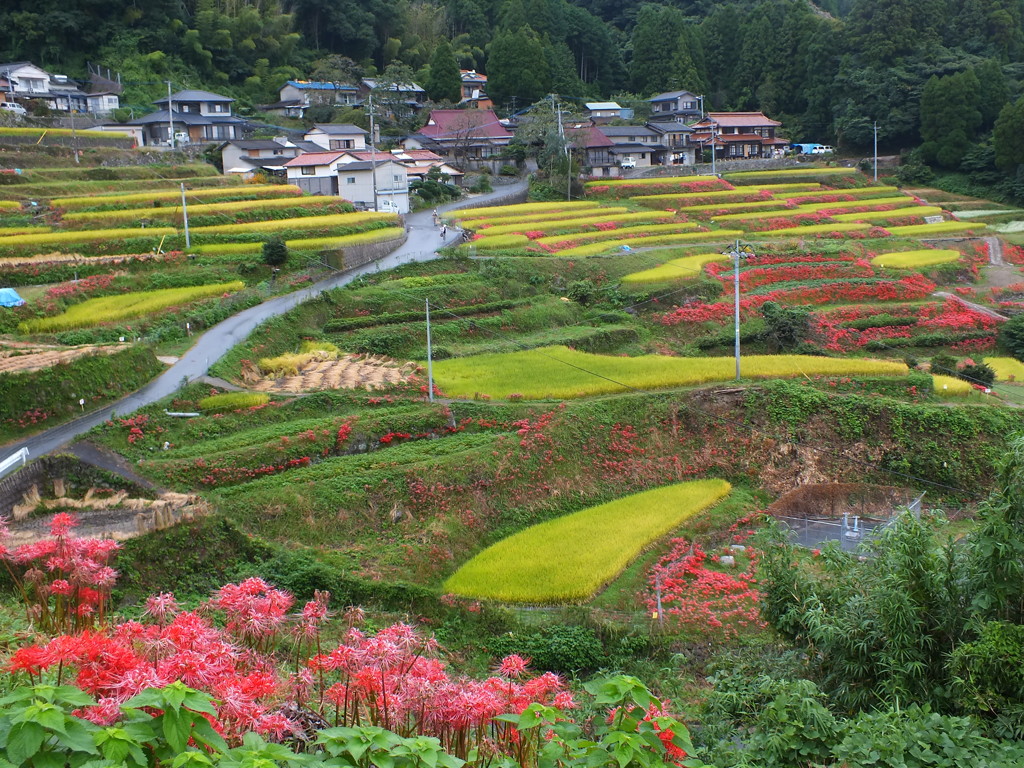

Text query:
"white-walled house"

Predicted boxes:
[[126, 89, 245, 145], [337, 159, 410, 213], [304, 123, 369, 151], [284, 151, 349, 196], [283, 152, 409, 212]]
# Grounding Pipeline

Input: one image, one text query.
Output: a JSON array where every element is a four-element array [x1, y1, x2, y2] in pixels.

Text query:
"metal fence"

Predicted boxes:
[[775, 493, 925, 553]]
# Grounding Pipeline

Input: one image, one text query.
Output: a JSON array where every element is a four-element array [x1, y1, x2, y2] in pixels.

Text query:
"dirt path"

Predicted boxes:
[[65, 440, 162, 491]]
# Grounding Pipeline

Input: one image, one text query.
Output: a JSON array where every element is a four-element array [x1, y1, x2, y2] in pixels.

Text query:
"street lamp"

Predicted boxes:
[[723, 239, 755, 381]]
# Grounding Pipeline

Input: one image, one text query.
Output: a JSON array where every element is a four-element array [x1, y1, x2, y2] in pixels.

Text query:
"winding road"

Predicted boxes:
[[5, 181, 527, 463]]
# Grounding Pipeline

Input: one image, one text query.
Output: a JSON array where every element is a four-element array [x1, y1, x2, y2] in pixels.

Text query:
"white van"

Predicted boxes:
[[810, 145, 835, 154], [619, 157, 637, 169], [0, 102, 27, 117]]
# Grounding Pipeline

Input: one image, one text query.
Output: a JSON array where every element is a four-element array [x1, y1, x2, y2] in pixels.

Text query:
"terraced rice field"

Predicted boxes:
[[444, 480, 732, 603]]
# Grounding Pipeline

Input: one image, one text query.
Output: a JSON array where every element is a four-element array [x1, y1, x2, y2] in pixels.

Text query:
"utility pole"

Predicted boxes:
[[426, 299, 435, 403], [873, 121, 878, 182], [368, 92, 379, 211], [711, 123, 717, 177], [166, 80, 174, 149], [726, 239, 754, 381], [70, 109, 80, 164], [180, 182, 191, 248]]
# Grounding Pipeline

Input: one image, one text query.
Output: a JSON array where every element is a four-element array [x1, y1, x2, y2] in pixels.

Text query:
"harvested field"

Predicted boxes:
[[0, 341, 131, 374], [249, 353, 419, 392]]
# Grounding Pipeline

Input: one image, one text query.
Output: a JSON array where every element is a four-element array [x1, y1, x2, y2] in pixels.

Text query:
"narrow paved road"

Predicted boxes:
[[6, 182, 527, 462]]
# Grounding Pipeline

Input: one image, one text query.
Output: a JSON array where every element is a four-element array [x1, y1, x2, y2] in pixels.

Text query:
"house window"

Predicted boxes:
[[301, 166, 316, 175], [211, 103, 227, 113], [393, 174, 403, 184], [329, 139, 354, 150], [346, 177, 356, 184]]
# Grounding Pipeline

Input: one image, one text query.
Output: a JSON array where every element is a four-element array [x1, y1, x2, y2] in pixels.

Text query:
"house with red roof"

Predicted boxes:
[[689, 112, 788, 161], [402, 109, 513, 171]]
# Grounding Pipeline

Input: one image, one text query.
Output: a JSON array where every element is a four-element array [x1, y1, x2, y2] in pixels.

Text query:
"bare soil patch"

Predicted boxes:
[[250, 353, 419, 393]]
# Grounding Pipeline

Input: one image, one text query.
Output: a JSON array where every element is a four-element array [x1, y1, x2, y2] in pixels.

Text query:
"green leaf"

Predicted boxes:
[[161, 710, 189, 754], [61, 719, 101, 755], [6, 723, 45, 766], [31, 752, 65, 768]]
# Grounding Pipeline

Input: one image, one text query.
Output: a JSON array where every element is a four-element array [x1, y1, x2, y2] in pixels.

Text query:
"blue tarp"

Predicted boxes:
[[0, 288, 25, 307]]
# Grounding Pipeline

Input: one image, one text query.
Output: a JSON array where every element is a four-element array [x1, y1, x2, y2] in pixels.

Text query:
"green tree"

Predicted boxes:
[[919, 70, 982, 169], [486, 26, 550, 109], [994, 96, 1024, 171], [629, 4, 686, 95], [262, 237, 288, 267], [425, 39, 462, 103]]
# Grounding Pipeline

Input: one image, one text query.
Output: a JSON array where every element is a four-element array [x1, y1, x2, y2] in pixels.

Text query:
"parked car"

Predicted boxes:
[[619, 157, 637, 169], [0, 102, 27, 117], [810, 145, 835, 154]]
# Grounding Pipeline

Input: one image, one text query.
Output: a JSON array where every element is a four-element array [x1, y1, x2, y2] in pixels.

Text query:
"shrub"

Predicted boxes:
[[262, 237, 288, 267], [487, 625, 604, 674], [198, 392, 271, 412], [998, 314, 1024, 360], [959, 362, 995, 387]]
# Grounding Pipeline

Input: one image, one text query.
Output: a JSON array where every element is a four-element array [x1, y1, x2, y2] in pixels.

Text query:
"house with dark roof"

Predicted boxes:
[[402, 109, 512, 171], [269, 81, 361, 117], [690, 112, 787, 160], [567, 125, 618, 177], [647, 122, 695, 165], [220, 138, 306, 176], [304, 123, 369, 151], [126, 89, 246, 146], [596, 125, 669, 169], [647, 90, 703, 123]]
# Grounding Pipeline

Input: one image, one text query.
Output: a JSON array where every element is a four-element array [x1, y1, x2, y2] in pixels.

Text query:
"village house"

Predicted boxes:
[[219, 138, 321, 177], [125, 89, 245, 146], [459, 71, 492, 109], [402, 109, 513, 171], [0, 62, 121, 115], [647, 89, 703, 123], [283, 151, 410, 213], [597, 125, 668, 169], [266, 81, 361, 118], [690, 111, 788, 160], [585, 102, 628, 124], [303, 123, 369, 152]]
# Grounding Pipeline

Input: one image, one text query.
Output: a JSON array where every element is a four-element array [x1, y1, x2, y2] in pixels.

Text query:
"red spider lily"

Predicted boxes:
[[3, 513, 120, 634]]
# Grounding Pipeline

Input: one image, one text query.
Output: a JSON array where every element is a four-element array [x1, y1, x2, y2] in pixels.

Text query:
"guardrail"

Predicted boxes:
[[0, 447, 29, 481]]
